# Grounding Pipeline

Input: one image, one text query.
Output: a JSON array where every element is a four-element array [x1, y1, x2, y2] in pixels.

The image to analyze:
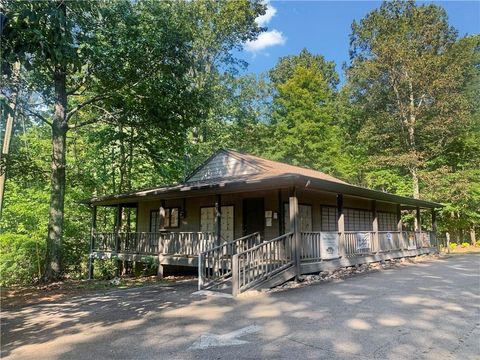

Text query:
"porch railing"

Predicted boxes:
[[198, 232, 261, 290], [93, 231, 215, 255], [231, 232, 294, 296]]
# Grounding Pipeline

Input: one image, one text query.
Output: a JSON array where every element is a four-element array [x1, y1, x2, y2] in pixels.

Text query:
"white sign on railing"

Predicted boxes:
[[320, 232, 339, 259], [356, 232, 371, 250]]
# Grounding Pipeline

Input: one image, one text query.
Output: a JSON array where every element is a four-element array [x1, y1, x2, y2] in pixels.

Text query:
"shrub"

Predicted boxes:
[[449, 243, 458, 250], [461, 242, 470, 248], [0, 233, 45, 286], [140, 256, 158, 276], [93, 258, 118, 280], [476, 240, 480, 247]]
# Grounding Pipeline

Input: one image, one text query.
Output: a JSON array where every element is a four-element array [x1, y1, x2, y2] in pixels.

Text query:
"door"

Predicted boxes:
[[243, 198, 264, 237]]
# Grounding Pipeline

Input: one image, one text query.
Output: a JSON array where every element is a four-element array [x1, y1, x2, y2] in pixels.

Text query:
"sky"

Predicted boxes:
[[239, 1, 480, 83]]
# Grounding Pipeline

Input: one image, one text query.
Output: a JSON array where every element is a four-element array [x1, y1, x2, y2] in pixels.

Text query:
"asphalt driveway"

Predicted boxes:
[[2, 254, 479, 359]]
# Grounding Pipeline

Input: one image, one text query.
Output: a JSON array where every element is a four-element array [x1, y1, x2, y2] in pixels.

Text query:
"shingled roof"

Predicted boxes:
[[86, 149, 441, 209]]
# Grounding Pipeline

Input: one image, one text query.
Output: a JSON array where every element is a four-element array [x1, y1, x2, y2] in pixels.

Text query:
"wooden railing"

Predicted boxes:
[[344, 231, 376, 256], [198, 232, 261, 290], [231, 232, 294, 296], [93, 231, 215, 255]]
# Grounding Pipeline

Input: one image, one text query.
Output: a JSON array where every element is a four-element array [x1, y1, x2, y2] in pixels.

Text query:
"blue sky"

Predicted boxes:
[[240, 1, 480, 82]]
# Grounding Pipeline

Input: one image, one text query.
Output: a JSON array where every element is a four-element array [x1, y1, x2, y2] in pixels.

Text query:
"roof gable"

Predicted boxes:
[[186, 150, 263, 183]]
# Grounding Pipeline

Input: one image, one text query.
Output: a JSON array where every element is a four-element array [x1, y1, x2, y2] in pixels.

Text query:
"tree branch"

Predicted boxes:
[[22, 108, 52, 127], [66, 94, 111, 121]]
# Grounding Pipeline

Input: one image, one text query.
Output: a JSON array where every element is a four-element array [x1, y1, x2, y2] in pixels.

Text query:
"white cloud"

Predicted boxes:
[[256, 3, 277, 26], [244, 30, 286, 53]]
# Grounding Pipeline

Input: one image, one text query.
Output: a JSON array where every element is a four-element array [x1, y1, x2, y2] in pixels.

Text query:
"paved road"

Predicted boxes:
[[2, 254, 479, 359]]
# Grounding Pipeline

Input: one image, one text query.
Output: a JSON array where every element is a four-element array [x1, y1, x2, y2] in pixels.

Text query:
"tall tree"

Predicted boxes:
[[347, 0, 477, 199], [1, 1, 207, 280]]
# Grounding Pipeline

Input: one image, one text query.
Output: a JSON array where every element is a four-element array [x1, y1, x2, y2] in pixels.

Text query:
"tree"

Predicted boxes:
[[1, 1, 210, 280], [347, 0, 478, 199], [267, 62, 349, 177]]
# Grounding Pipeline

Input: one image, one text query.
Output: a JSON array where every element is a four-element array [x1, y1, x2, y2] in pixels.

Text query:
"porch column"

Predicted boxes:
[[415, 207, 421, 232], [396, 204, 403, 232], [278, 189, 283, 236], [431, 209, 438, 250], [114, 204, 122, 252], [372, 200, 379, 253], [215, 194, 221, 247], [159, 200, 166, 231], [397, 204, 404, 249], [337, 194, 345, 257], [289, 188, 301, 279], [88, 205, 97, 280]]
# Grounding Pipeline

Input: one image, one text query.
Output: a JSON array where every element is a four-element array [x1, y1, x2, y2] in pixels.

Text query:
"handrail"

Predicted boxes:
[[198, 232, 261, 290], [231, 232, 294, 296]]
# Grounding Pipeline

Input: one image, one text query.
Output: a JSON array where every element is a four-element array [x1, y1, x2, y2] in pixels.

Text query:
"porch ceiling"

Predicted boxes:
[[81, 173, 441, 209]]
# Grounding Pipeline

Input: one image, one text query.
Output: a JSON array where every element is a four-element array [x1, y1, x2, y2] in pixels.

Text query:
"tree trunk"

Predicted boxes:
[[44, 69, 68, 281], [0, 61, 21, 216]]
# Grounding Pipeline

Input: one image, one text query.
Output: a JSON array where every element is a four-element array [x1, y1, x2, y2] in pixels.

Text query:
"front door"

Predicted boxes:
[[243, 198, 264, 237]]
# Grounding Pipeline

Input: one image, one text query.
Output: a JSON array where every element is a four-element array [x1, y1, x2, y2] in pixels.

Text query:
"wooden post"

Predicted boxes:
[[114, 204, 122, 252], [397, 204, 404, 249], [88, 205, 97, 280], [396, 204, 403, 232], [215, 194, 221, 247], [289, 188, 301, 280], [159, 200, 166, 231], [446, 232, 450, 254], [337, 194, 345, 257], [372, 200, 378, 253], [232, 254, 239, 297], [278, 189, 283, 236], [114, 204, 122, 277], [415, 207, 421, 232], [431, 208, 438, 250]]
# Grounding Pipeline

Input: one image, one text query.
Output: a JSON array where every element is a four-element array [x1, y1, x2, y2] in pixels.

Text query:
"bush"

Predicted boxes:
[[476, 240, 480, 247], [93, 258, 118, 280], [140, 256, 158, 276], [461, 242, 470, 248], [0, 233, 45, 286], [449, 243, 458, 250]]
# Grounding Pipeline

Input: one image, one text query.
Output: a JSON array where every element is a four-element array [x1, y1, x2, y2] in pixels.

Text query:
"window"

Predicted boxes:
[[150, 207, 180, 231], [321, 206, 338, 231], [200, 206, 235, 242], [284, 204, 313, 232], [344, 208, 373, 231], [378, 212, 397, 231]]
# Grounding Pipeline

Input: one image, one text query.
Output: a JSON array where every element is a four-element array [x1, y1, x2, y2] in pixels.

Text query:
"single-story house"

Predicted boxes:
[[85, 149, 441, 296]]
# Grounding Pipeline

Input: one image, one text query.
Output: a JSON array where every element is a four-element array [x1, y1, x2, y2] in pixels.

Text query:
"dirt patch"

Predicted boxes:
[[0, 275, 196, 310]]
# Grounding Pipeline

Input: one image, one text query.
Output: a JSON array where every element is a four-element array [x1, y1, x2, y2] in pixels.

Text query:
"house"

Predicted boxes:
[[86, 149, 440, 296]]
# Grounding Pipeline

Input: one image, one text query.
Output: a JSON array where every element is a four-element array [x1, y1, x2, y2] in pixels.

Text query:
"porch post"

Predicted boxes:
[[397, 204, 404, 249], [114, 204, 122, 252], [396, 204, 403, 232], [337, 194, 345, 257], [159, 200, 166, 231], [431, 208, 438, 250], [372, 200, 379, 253], [114, 204, 122, 277], [215, 194, 221, 247], [415, 207, 421, 232], [88, 205, 97, 280], [289, 188, 301, 280], [278, 189, 283, 236]]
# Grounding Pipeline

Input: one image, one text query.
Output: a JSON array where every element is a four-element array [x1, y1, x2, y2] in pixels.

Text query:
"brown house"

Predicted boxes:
[[86, 149, 440, 296]]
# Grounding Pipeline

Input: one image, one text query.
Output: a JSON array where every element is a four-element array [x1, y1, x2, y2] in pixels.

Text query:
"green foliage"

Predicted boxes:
[[449, 243, 458, 250], [140, 256, 158, 276], [93, 259, 118, 280], [0, 233, 44, 286], [461, 242, 470, 248]]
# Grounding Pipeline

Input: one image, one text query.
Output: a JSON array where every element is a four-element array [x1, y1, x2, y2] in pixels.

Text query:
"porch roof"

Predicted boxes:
[[84, 149, 442, 209]]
